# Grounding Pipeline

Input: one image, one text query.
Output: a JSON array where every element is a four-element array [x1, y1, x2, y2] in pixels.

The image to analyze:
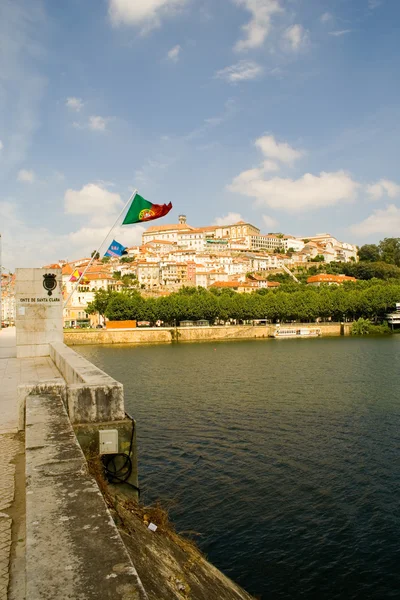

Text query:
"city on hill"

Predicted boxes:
[[2, 215, 400, 330]]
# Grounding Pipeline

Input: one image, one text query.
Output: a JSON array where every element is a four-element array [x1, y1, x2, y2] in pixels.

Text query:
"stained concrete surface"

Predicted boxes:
[[25, 392, 148, 600]]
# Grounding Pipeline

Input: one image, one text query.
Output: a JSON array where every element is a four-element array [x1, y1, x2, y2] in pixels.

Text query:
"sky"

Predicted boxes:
[[0, 0, 400, 268]]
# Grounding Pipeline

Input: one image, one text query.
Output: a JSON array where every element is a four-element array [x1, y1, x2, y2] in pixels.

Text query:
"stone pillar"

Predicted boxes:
[[15, 268, 63, 358]]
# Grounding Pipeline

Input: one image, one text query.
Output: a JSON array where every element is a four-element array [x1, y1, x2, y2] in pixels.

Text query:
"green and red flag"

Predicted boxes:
[[122, 193, 172, 225]]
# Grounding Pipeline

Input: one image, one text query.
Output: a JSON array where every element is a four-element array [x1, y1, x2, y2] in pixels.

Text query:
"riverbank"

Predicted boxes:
[[64, 323, 352, 345]]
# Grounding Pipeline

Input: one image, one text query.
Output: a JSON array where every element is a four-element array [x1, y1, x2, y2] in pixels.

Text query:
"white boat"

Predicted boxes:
[[270, 327, 321, 338]]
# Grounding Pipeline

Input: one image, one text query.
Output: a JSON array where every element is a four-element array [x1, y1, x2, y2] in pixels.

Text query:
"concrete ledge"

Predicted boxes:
[[18, 381, 66, 432], [25, 391, 148, 600], [50, 342, 125, 423]]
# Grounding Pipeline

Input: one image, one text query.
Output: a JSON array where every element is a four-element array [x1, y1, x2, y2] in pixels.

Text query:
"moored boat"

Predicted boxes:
[[270, 327, 321, 338]]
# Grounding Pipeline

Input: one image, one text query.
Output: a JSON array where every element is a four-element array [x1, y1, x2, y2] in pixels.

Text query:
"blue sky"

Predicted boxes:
[[1, 0, 400, 267]]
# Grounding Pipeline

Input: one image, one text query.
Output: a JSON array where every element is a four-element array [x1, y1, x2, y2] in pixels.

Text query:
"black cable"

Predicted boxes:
[[101, 416, 140, 497]]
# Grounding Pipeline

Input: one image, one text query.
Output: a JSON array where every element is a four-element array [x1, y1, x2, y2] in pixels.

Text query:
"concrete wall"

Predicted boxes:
[[65, 323, 351, 346], [50, 341, 125, 423], [15, 268, 63, 358], [25, 391, 147, 600]]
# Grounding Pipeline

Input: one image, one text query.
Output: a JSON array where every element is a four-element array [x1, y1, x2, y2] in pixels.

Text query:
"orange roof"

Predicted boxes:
[[145, 239, 176, 245], [307, 274, 356, 284], [62, 264, 74, 276]]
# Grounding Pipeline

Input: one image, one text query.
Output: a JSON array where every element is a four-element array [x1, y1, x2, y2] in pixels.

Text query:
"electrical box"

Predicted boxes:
[[99, 429, 119, 455]]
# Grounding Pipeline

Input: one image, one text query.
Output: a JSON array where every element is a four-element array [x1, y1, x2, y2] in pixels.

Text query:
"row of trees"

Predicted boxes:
[[87, 280, 400, 324]]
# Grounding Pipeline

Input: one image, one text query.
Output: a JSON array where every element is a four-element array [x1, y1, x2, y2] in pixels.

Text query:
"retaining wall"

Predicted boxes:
[[65, 323, 351, 346]]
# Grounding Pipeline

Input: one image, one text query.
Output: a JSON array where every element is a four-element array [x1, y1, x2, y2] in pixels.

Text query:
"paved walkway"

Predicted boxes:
[[0, 328, 63, 599]]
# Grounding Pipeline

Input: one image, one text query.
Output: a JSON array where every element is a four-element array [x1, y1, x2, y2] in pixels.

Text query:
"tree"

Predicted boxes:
[[105, 292, 145, 321], [378, 238, 400, 266], [91, 251, 100, 259], [121, 273, 138, 288], [120, 256, 134, 264], [86, 289, 116, 321], [358, 244, 380, 262], [311, 254, 325, 262], [101, 256, 110, 263]]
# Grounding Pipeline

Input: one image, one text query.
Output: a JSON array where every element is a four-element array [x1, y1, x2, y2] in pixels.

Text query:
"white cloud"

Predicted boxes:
[[350, 205, 400, 237], [255, 134, 304, 164], [283, 24, 309, 52], [108, 0, 187, 30], [0, 140, 3, 151], [67, 224, 145, 252], [167, 44, 181, 62], [213, 212, 243, 225], [88, 116, 109, 131], [233, 0, 283, 52], [215, 60, 263, 83], [17, 168, 35, 183], [366, 179, 400, 200], [262, 214, 278, 229], [262, 160, 280, 172], [329, 30, 352, 37], [229, 169, 360, 212], [320, 12, 333, 23], [66, 97, 84, 111], [64, 183, 123, 217], [0, 199, 145, 269]]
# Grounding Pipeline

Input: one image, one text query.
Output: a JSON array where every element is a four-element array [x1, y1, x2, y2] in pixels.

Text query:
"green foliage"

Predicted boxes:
[[91, 251, 100, 259], [351, 318, 391, 336], [311, 254, 325, 262], [267, 272, 290, 283], [120, 256, 134, 264], [86, 289, 117, 318], [101, 257, 110, 263], [121, 273, 138, 287], [105, 291, 144, 321], [94, 279, 400, 326], [358, 238, 400, 266], [317, 260, 400, 280], [358, 244, 380, 262], [379, 238, 400, 266]]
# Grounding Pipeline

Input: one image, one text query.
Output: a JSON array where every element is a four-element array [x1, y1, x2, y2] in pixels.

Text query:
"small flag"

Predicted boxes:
[[104, 240, 127, 258], [122, 193, 172, 225], [70, 269, 82, 282]]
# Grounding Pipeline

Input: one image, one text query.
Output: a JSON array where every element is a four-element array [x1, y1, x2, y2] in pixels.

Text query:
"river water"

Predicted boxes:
[[76, 337, 400, 599]]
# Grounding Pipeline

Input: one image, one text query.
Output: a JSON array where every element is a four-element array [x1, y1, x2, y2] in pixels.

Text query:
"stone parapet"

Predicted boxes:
[[50, 342, 125, 423], [25, 391, 147, 600]]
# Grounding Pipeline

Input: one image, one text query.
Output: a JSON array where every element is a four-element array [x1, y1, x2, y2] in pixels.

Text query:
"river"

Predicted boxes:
[[76, 337, 400, 600]]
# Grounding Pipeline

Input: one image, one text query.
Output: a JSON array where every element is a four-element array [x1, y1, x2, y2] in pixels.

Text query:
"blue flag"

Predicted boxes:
[[104, 239, 127, 258]]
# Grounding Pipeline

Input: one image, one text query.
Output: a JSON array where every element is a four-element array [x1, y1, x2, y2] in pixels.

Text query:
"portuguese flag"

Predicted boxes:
[[122, 193, 172, 225]]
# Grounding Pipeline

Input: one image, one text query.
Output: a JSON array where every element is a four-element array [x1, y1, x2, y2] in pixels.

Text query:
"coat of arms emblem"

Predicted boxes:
[[43, 273, 57, 296]]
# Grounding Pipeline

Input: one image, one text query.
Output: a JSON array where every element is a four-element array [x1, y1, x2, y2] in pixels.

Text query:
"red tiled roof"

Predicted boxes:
[[307, 274, 356, 284]]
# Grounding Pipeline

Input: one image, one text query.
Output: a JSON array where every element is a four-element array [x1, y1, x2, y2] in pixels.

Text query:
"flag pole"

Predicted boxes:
[[63, 189, 137, 309]]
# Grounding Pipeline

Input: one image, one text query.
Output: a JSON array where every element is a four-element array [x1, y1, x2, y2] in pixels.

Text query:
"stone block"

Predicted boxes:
[[67, 384, 125, 424], [15, 268, 34, 282], [16, 345, 36, 359]]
